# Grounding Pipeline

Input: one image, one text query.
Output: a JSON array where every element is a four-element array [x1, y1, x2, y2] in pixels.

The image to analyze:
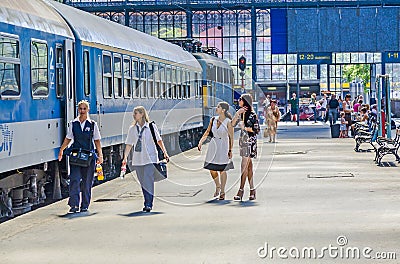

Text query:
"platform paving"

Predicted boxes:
[[0, 122, 399, 264]]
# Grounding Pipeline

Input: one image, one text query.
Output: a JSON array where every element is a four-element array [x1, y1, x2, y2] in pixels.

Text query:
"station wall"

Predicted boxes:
[[287, 7, 400, 53]]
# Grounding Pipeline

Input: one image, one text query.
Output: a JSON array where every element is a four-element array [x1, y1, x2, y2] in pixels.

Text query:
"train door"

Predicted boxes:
[[65, 39, 75, 124]]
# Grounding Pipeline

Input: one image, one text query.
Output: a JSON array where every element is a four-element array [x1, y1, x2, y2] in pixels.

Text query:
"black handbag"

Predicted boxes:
[[154, 162, 167, 182], [68, 148, 94, 167], [149, 122, 167, 181], [67, 122, 95, 167]]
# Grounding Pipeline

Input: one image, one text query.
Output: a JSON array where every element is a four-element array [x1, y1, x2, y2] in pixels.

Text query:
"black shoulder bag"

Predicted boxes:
[[68, 122, 95, 167], [149, 122, 167, 182]]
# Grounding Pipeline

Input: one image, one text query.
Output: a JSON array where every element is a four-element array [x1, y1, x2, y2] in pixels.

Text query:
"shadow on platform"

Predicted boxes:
[[119, 211, 164, 217], [206, 199, 232, 205], [230, 200, 258, 207], [57, 212, 98, 219]]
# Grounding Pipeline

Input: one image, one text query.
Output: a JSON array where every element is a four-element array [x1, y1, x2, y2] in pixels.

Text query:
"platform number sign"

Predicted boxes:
[[297, 52, 332, 65], [383, 51, 400, 63]]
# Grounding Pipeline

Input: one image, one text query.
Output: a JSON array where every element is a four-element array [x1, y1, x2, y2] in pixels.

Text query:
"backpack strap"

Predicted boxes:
[[206, 117, 215, 137], [149, 121, 164, 161], [149, 121, 158, 146]]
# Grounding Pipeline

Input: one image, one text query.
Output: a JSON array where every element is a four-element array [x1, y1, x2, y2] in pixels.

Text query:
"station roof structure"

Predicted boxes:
[[65, 0, 400, 12]]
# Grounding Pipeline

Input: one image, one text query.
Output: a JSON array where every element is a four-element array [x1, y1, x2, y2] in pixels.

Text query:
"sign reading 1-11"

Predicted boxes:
[[297, 52, 332, 65], [382, 51, 400, 63]]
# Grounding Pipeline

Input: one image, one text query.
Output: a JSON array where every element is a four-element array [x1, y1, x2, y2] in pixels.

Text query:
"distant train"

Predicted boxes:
[[0, 0, 233, 217]]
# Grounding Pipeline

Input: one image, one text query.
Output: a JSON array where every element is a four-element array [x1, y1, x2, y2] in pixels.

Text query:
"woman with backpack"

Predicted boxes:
[[122, 106, 169, 212]]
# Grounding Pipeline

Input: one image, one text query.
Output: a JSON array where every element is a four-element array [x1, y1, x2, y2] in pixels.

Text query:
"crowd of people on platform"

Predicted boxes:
[[259, 92, 378, 139]]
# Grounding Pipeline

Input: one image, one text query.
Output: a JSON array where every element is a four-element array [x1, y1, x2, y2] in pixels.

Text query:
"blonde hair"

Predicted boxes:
[[132, 106, 150, 125], [77, 100, 90, 109]]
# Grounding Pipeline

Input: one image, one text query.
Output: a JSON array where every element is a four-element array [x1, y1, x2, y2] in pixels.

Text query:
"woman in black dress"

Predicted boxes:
[[231, 94, 260, 201]]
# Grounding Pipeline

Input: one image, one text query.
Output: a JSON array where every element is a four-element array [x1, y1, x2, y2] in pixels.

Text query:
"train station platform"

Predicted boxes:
[[1, 122, 399, 263]]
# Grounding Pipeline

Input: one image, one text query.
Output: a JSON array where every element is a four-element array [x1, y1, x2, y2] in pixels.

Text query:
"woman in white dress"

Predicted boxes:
[[198, 102, 234, 200]]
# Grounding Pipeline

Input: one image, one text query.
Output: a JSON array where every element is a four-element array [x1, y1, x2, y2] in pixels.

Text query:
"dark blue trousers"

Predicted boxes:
[[68, 159, 96, 209]]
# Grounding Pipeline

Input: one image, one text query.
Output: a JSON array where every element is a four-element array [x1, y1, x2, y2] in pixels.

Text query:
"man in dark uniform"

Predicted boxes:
[[58, 100, 103, 213], [327, 94, 339, 126], [289, 93, 298, 122]]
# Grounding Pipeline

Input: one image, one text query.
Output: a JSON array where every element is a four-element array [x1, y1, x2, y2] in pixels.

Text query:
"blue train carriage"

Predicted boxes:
[[192, 52, 234, 130], [0, 0, 75, 217], [51, 2, 203, 177]]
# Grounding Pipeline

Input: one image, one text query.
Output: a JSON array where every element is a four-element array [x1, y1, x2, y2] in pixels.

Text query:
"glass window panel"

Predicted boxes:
[[132, 59, 139, 78], [84, 51, 90, 96], [102, 54, 112, 98], [0, 37, 19, 58], [123, 58, 131, 98], [287, 65, 296, 80], [272, 65, 286, 80], [0, 62, 20, 96], [55, 47, 63, 97], [0, 36, 20, 97], [114, 56, 122, 97], [31, 41, 48, 96]]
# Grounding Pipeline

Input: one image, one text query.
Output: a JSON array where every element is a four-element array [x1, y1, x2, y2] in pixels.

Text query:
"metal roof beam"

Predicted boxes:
[[66, 0, 400, 12]]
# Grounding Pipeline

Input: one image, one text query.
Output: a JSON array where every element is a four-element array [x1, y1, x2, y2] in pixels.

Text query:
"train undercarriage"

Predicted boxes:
[[0, 127, 202, 219]]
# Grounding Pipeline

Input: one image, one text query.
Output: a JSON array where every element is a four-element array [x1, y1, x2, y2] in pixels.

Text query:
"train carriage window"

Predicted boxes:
[[207, 80, 213, 107], [113, 55, 122, 98], [224, 68, 229, 85], [182, 69, 186, 99], [181, 69, 186, 99], [0, 35, 20, 98], [83, 50, 90, 96], [154, 63, 160, 98], [166, 66, 172, 98], [193, 72, 197, 98], [147, 61, 154, 98], [159, 63, 166, 98], [132, 58, 139, 98], [31, 41, 48, 97], [172, 66, 177, 98], [55, 46, 63, 97], [184, 70, 190, 99], [123, 56, 131, 98], [176, 67, 182, 99], [196, 72, 202, 98], [217, 67, 223, 83], [140, 60, 147, 98], [190, 71, 195, 98], [102, 53, 112, 98]]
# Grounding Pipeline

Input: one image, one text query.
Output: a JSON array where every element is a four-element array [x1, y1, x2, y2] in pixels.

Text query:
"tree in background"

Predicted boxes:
[[342, 64, 370, 92]]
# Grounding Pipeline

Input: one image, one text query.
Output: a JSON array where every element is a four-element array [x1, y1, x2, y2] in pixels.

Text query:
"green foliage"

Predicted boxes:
[[342, 64, 370, 85]]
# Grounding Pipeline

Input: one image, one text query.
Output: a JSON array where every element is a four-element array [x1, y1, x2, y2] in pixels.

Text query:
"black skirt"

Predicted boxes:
[[204, 161, 234, 171]]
